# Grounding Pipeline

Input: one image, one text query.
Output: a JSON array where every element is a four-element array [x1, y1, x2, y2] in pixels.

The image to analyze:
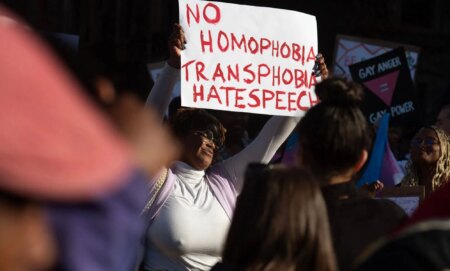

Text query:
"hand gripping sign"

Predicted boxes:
[[179, 0, 318, 117]]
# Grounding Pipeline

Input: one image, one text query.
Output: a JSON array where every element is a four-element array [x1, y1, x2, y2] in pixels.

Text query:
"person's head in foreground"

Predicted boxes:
[[296, 78, 370, 184], [217, 164, 336, 271], [0, 6, 159, 271], [170, 108, 226, 170], [402, 125, 450, 194]]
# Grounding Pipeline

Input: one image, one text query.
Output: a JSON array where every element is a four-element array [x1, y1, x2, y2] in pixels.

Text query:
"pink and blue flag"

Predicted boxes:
[[356, 113, 404, 187]]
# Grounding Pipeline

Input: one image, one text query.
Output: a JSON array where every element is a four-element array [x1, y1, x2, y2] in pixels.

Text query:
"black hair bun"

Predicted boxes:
[[315, 78, 364, 106]]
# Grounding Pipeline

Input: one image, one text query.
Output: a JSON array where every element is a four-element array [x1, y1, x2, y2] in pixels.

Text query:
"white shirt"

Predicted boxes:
[[144, 161, 230, 271]]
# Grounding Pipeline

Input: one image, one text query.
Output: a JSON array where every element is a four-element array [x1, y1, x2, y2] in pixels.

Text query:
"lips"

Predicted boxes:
[[201, 147, 214, 157], [414, 149, 430, 156]]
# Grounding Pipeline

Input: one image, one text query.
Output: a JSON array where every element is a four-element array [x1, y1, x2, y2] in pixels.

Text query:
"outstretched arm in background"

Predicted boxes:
[[221, 54, 329, 192]]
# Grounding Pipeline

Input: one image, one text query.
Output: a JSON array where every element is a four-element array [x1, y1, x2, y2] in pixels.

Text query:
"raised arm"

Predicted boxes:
[[145, 24, 185, 119], [145, 64, 179, 119], [221, 53, 329, 192]]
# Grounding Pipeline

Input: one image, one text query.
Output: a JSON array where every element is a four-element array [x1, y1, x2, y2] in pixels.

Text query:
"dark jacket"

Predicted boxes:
[[321, 182, 407, 271], [210, 262, 244, 271], [355, 219, 450, 271]]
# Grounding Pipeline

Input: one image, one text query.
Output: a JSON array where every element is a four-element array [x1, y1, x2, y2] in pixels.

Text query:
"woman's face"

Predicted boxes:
[[181, 129, 218, 170], [410, 128, 441, 166]]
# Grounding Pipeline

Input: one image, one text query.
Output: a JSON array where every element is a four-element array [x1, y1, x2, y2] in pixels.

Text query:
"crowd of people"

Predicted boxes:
[[2, 4, 450, 271]]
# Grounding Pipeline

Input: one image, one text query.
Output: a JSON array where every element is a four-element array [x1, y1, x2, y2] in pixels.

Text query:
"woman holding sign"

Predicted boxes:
[[136, 24, 328, 271]]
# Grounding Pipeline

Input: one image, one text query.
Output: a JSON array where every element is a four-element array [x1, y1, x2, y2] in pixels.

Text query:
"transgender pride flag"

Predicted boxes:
[[356, 113, 404, 188]]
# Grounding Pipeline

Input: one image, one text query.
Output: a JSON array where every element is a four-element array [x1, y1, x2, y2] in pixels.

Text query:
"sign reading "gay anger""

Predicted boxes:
[[349, 47, 420, 126]]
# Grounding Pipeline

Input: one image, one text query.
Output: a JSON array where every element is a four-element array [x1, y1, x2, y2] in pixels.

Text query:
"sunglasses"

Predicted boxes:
[[192, 129, 222, 150], [410, 137, 439, 148]]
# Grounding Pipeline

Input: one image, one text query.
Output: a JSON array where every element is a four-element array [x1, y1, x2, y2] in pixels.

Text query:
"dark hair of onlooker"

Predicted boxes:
[[296, 78, 370, 183], [221, 164, 336, 271]]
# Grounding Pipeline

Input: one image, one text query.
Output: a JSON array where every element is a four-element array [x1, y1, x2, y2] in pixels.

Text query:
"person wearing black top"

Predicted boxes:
[[296, 78, 407, 271], [321, 181, 406, 271]]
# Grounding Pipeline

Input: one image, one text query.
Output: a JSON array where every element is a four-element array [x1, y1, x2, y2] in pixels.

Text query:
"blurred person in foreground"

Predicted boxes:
[[0, 5, 178, 271], [296, 78, 407, 271], [211, 164, 336, 271], [355, 177, 450, 271]]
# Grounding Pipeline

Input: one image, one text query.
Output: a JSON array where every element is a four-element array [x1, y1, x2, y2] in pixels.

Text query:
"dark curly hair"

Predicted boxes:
[[170, 108, 226, 149]]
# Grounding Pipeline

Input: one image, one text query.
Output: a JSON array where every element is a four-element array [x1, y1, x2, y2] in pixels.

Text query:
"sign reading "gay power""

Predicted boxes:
[[349, 47, 420, 126]]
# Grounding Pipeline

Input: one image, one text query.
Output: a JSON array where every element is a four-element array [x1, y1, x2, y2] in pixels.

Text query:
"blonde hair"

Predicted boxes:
[[402, 126, 450, 190]]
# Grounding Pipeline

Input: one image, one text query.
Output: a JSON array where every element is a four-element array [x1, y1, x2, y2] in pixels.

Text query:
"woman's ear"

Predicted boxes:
[[353, 149, 368, 173]]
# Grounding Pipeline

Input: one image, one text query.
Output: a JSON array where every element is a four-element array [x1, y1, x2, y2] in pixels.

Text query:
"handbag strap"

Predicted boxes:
[[141, 167, 168, 215]]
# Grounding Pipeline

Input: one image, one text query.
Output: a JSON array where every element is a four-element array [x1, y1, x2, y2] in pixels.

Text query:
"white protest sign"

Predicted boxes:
[[179, 0, 318, 116]]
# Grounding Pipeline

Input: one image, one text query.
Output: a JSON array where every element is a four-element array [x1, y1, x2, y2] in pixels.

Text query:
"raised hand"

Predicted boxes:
[[313, 53, 329, 80], [167, 23, 186, 69]]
